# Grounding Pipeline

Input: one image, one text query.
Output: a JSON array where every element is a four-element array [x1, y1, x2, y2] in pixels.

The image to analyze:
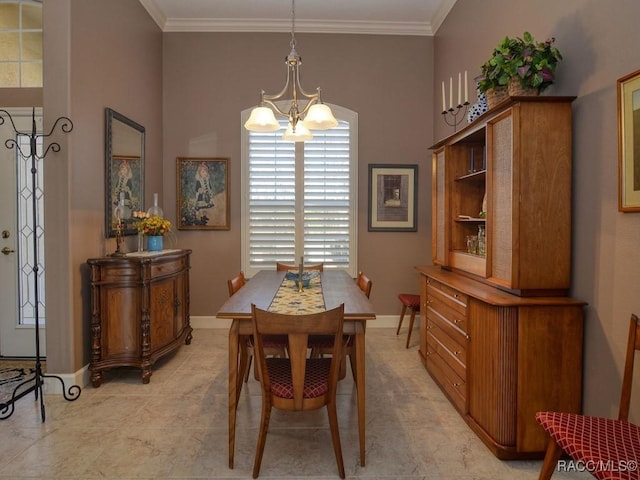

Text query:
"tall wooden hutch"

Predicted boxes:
[[417, 97, 585, 459]]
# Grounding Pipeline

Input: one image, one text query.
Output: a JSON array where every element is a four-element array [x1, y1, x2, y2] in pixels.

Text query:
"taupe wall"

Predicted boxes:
[[11, 0, 639, 422], [434, 0, 640, 420], [162, 33, 433, 317], [40, 0, 163, 371]]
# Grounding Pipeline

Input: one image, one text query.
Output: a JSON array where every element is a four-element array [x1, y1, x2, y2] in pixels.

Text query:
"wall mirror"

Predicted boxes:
[[104, 107, 145, 237]]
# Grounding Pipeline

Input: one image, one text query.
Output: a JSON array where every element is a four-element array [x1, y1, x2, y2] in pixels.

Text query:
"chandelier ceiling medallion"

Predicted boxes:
[[243, 0, 338, 142]]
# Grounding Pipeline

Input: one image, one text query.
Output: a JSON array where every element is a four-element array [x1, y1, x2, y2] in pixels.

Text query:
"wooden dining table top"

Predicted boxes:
[[216, 269, 376, 320]]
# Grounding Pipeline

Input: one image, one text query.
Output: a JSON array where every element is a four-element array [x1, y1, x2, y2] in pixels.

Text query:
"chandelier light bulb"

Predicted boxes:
[[244, 106, 280, 132], [303, 103, 338, 130], [282, 122, 313, 142]]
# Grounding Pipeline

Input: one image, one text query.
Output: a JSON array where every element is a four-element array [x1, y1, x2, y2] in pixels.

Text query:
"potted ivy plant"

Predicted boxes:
[[508, 32, 562, 95], [477, 32, 562, 107]]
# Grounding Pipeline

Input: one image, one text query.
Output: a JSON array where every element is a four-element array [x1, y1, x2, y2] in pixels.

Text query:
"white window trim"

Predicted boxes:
[[241, 102, 358, 278]]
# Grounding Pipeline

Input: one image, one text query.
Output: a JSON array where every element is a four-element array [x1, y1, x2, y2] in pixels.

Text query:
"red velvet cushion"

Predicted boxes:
[[398, 293, 421, 310], [266, 357, 332, 399], [536, 411, 640, 480]]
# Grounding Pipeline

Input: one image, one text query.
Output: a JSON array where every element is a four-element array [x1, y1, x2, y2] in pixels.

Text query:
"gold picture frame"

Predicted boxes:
[[618, 68, 640, 211], [176, 157, 230, 230]]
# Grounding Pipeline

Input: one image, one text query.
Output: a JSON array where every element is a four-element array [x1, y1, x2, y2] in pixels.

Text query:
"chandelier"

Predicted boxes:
[[243, 0, 338, 142]]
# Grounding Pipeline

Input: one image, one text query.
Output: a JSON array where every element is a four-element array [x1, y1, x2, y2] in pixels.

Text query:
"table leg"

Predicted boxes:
[[355, 321, 366, 466], [228, 320, 239, 469]]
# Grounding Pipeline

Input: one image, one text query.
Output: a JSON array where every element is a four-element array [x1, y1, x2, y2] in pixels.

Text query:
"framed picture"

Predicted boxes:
[[104, 108, 145, 237], [368, 164, 418, 231], [176, 157, 230, 230], [618, 68, 640, 212]]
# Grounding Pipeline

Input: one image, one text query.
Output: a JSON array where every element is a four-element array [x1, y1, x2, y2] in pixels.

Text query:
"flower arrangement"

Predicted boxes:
[[478, 32, 562, 94], [133, 211, 172, 236]]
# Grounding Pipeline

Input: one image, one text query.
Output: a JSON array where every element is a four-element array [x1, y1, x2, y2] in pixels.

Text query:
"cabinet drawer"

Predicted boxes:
[[427, 278, 468, 315], [96, 265, 141, 283], [151, 257, 187, 278], [427, 293, 468, 333], [426, 324, 466, 380], [427, 313, 467, 370], [426, 343, 466, 413]]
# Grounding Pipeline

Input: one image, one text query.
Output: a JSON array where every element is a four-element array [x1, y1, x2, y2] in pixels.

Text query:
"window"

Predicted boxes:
[[241, 104, 358, 277], [0, 0, 43, 88]]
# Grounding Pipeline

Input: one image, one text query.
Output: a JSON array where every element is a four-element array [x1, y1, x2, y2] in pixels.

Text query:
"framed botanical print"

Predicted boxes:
[[176, 157, 230, 230], [368, 164, 418, 232]]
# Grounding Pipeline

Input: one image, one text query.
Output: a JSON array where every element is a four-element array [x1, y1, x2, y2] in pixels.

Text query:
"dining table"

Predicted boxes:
[[216, 269, 376, 469]]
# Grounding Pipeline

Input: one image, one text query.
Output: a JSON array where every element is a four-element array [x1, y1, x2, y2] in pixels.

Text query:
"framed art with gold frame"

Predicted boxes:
[[618, 68, 640, 212], [176, 157, 230, 230]]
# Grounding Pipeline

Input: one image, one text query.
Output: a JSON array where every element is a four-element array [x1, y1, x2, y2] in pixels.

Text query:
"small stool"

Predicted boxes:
[[396, 293, 421, 348]]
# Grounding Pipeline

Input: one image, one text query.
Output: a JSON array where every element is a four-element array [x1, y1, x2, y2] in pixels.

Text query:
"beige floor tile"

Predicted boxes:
[[0, 328, 593, 479]]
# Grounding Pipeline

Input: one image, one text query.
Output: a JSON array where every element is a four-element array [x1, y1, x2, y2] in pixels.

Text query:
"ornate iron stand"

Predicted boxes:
[[442, 101, 470, 132], [0, 108, 81, 422]]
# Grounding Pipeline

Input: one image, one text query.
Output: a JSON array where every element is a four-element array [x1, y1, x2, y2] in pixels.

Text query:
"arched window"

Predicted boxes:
[[241, 104, 359, 277]]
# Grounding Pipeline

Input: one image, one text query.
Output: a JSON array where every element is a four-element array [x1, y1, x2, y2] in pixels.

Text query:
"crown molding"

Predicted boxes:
[[162, 18, 433, 36], [138, 0, 435, 36]]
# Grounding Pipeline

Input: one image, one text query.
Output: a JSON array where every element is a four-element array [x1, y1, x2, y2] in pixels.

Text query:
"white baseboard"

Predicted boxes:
[[43, 364, 89, 395], [190, 314, 399, 329], [48, 315, 400, 395]]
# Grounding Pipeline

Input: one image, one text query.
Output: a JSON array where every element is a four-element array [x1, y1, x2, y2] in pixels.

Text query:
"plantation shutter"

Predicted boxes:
[[303, 123, 351, 269], [247, 126, 296, 270], [244, 111, 356, 276]]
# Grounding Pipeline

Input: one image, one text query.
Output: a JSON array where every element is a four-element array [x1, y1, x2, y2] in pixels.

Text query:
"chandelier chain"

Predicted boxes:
[[290, 0, 296, 49]]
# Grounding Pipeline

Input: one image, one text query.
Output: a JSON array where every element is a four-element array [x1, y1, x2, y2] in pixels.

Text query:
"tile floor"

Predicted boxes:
[[0, 328, 590, 479]]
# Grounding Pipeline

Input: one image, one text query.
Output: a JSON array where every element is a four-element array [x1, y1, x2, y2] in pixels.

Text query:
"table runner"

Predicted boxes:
[[268, 271, 325, 314]]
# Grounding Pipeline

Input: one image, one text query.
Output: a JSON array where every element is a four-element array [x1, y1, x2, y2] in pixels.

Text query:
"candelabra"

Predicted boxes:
[[442, 101, 470, 132], [0, 108, 81, 422], [441, 71, 470, 132]]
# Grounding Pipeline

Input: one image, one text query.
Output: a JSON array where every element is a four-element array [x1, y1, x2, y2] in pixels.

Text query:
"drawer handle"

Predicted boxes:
[[452, 382, 462, 387], [453, 350, 461, 356]]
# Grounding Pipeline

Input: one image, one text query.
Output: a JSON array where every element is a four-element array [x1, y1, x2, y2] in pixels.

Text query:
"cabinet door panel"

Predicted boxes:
[[432, 148, 447, 265], [150, 280, 177, 350], [104, 287, 141, 356], [487, 112, 514, 287]]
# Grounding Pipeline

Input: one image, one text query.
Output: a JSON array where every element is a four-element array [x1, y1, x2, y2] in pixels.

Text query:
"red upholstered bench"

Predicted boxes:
[[396, 293, 421, 348]]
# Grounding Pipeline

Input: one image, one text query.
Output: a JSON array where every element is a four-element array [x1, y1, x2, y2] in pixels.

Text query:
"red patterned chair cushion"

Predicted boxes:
[[536, 411, 640, 480], [398, 293, 421, 310], [266, 357, 332, 399]]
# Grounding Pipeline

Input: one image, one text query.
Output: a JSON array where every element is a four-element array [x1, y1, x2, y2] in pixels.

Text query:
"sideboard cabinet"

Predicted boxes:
[[417, 265, 585, 459], [422, 96, 585, 459], [87, 249, 192, 386], [431, 97, 575, 296]]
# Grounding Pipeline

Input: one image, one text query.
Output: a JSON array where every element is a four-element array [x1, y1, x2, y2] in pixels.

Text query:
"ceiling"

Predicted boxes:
[[138, 0, 457, 36]]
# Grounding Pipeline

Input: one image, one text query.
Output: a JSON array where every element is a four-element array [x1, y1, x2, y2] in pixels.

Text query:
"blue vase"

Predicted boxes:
[[147, 235, 163, 252]]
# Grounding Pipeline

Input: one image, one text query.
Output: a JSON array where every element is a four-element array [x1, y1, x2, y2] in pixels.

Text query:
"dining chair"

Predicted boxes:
[[310, 272, 372, 381], [535, 313, 640, 480], [227, 272, 286, 382], [396, 293, 421, 348], [250, 303, 346, 479], [276, 261, 324, 271]]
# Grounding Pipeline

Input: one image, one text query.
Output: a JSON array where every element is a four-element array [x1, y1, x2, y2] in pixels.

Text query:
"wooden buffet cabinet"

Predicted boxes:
[[419, 97, 585, 459], [87, 249, 192, 387]]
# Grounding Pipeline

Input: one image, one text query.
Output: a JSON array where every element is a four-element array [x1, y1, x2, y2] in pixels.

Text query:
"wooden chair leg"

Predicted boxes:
[[397, 304, 408, 335], [244, 353, 253, 383], [326, 401, 346, 479], [406, 308, 417, 348], [253, 402, 272, 479], [538, 438, 564, 480]]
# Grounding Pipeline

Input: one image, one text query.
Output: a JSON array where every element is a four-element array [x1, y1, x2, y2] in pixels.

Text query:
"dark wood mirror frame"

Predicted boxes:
[[104, 107, 145, 237]]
